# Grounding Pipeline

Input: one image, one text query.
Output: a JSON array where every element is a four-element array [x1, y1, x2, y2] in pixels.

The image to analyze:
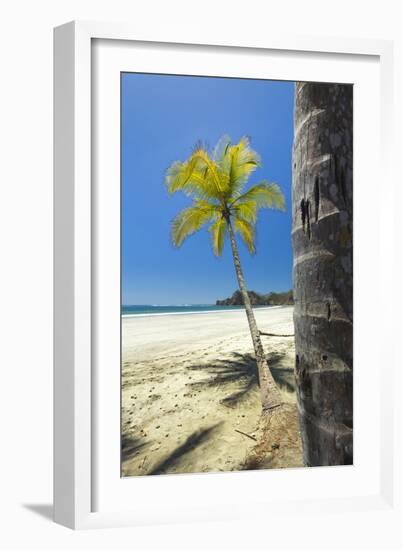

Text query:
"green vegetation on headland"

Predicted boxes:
[[216, 289, 293, 306]]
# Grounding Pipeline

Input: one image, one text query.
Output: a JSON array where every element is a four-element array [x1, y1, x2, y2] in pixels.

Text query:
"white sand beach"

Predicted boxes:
[[121, 305, 303, 476]]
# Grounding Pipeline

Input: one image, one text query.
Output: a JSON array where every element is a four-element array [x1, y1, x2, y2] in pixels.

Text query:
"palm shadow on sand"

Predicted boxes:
[[147, 423, 223, 475], [121, 435, 152, 462], [187, 351, 296, 407]]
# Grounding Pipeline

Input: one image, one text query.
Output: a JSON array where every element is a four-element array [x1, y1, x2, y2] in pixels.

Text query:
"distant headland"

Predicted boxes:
[[216, 289, 293, 307]]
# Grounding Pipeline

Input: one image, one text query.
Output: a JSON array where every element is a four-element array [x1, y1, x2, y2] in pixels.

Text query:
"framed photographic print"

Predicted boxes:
[[54, 21, 395, 529]]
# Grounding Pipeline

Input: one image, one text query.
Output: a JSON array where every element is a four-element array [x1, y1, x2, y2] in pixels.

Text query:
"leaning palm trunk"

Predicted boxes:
[[166, 136, 286, 412], [292, 82, 353, 466], [227, 220, 283, 411]]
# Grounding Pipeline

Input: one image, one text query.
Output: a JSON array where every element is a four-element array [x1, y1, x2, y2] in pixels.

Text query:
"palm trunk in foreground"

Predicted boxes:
[[292, 82, 353, 466], [227, 220, 282, 411]]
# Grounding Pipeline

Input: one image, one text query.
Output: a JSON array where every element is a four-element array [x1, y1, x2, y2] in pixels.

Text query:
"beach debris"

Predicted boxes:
[[148, 394, 161, 401], [235, 429, 257, 442], [156, 425, 160, 429], [259, 331, 294, 337], [271, 443, 280, 450]]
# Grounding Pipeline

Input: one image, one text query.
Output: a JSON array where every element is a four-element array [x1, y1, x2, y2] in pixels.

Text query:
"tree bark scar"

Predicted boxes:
[[340, 167, 347, 205], [306, 199, 311, 240], [314, 176, 320, 222], [300, 198, 306, 232], [300, 198, 312, 239], [334, 154, 339, 192]]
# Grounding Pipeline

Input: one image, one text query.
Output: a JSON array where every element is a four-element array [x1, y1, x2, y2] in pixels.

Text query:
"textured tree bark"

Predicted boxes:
[[227, 220, 283, 411], [292, 82, 353, 466]]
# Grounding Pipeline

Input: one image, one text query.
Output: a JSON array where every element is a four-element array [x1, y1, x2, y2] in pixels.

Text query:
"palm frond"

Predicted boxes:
[[232, 181, 285, 211], [167, 137, 285, 256], [212, 135, 232, 167], [233, 217, 256, 254], [171, 200, 218, 247], [190, 146, 229, 197], [209, 216, 228, 256], [232, 200, 257, 223], [165, 158, 213, 200], [226, 137, 261, 196]]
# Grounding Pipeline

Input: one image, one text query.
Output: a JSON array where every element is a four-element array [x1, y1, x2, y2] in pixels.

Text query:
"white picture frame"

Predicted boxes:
[[54, 20, 395, 529]]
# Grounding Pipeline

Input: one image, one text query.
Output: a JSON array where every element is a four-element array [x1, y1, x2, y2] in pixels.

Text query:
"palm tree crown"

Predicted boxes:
[[165, 136, 285, 254]]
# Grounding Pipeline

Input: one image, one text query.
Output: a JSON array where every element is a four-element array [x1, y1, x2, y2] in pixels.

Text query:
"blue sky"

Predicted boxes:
[[121, 73, 294, 305]]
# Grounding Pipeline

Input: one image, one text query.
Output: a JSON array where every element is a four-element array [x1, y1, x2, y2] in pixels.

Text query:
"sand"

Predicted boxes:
[[121, 305, 303, 476]]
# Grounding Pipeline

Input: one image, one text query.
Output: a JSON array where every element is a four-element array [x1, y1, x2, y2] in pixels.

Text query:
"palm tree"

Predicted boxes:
[[292, 83, 353, 465], [165, 136, 285, 411]]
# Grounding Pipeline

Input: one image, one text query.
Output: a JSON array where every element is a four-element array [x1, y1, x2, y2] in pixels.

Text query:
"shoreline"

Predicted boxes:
[[121, 305, 283, 319]]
